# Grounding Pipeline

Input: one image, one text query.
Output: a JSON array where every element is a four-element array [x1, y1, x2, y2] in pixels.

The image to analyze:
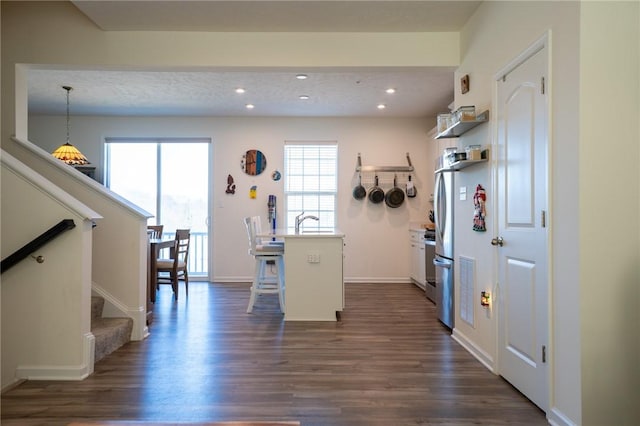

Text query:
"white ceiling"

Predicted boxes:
[[27, 1, 481, 118]]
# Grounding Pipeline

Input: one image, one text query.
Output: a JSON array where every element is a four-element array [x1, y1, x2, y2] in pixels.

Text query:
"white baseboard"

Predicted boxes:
[[212, 276, 252, 283], [547, 407, 577, 426], [16, 332, 94, 381], [211, 277, 413, 284], [126, 307, 147, 341], [451, 328, 496, 373], [344, 277, 411, 284]]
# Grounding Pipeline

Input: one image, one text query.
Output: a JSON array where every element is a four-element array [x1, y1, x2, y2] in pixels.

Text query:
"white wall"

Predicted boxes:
[[6, 2, 639, 423], [449, 124, 495, 370], [578, 2, 640, 425], [9, 136, 152, 342], [28, 114, 436, 283], [456, 1, 639, 425], [2, 0, 459, 285], [1, 163, 95, 389], [1, 1, 459, 144]]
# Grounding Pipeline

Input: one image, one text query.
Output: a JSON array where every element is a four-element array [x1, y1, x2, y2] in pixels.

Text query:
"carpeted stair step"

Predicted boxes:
[[91, 296, 105, 320], [91, 296, 133, 363]]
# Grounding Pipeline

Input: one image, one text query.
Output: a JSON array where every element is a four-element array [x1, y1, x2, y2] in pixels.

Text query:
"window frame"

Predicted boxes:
[[283, 141, 338, 232]]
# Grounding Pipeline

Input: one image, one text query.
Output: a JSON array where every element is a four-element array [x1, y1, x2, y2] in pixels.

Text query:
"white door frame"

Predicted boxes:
[[491, 31, 553, 411]]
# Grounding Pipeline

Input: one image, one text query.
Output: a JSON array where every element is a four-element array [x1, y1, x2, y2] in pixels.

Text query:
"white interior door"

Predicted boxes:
[[496, 44, 549, 411]]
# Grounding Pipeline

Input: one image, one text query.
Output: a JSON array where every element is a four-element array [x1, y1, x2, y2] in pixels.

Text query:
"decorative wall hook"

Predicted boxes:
[[225, 174, 236, 194]]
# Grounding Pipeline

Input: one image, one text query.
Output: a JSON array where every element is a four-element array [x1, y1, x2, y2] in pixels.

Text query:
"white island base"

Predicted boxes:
[[280, 232, 344, 321]]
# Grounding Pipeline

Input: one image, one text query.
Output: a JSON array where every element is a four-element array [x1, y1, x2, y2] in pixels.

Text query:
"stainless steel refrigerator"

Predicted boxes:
[[433, 170, 454, 329]]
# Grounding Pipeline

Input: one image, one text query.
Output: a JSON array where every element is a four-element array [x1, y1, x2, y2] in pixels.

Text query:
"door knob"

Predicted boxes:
[[491, 236, 504, 247]]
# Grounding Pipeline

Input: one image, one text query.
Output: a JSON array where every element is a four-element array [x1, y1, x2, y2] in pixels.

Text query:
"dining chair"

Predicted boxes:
[[147, 225, 164, 239], [243, 217, 285, 313], [157, 229, 190, 300]]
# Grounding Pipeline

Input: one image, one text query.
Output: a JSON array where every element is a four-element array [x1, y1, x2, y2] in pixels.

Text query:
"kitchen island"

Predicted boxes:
[[261, 229, 345, 321]]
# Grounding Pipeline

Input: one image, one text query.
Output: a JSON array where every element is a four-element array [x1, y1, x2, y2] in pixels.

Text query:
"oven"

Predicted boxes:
[[424, 231, 436, 304]]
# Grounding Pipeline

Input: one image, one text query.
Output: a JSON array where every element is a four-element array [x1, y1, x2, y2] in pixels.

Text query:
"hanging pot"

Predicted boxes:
[[353, 173, 366, 200], [368, 175, 385, 204], [385, 175, 405, 208], [406, 174, 417, 198]]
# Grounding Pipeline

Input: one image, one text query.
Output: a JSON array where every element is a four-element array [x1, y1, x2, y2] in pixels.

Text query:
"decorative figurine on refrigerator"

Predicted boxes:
[[473, 184, 486, 232]]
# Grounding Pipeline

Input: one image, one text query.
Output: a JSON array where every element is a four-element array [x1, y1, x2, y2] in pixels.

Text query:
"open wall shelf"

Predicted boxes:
[[356, 152, 414, 173], [435, 149, 489, 173], [435, 110, 489, 139]]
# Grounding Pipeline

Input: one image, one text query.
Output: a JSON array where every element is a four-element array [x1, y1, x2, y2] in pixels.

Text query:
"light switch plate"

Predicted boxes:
[[460, 186, 467, 201]]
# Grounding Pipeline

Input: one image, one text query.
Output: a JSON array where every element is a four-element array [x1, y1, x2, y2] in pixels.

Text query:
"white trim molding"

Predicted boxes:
[[452, 328, 496, 373], [92, 283, 147, 341], [16, 333, 95, 381]]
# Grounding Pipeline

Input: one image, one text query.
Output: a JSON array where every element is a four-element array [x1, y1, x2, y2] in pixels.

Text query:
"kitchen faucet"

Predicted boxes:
[[295, 211, 319, 234]]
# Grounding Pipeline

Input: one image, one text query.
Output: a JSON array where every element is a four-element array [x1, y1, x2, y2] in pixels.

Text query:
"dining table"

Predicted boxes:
[[146, 236, 175, 326]]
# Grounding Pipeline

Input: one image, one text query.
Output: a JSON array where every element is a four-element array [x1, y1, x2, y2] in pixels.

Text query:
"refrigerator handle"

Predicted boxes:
[[433, 258, 452, 268]]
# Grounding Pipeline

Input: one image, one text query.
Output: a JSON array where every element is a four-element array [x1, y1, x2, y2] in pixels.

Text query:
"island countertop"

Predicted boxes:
[[259, 229, 345, 238]]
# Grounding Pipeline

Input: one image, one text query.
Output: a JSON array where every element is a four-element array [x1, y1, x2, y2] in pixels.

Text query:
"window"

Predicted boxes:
[[105, 138, 210, 277], [284, 142, 338, 232]]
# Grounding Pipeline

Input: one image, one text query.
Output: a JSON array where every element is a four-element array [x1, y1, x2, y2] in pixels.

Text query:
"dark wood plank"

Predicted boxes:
[[1, 283, 547, 425]]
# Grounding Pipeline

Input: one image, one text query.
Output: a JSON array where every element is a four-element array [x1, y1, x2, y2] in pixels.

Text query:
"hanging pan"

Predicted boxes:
[[368, 175, 385, 204], [353, 173, 366, 200], [385, 175, 405, 208]]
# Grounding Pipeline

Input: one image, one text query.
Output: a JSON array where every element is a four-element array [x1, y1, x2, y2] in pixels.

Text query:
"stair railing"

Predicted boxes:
[[1, 219, 76, 274]]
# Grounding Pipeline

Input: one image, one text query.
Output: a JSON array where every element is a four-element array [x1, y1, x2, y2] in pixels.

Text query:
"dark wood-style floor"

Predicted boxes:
[[2, 282, 547, 426]]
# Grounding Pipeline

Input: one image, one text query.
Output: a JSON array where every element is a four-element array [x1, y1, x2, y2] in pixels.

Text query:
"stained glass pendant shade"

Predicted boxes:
[[51, 86, 90, 165]]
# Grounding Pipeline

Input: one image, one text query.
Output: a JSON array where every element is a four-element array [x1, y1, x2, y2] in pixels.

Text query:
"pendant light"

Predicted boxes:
[[51, 86, 90, 165]]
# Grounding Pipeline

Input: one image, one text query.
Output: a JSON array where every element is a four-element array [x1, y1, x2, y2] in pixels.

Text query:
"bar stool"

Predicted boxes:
[[243, 216, 285, 313]]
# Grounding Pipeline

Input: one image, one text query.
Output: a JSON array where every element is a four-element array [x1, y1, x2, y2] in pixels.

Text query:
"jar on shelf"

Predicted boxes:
[[437, 113, 452, 133], [457, 105, 476, 121], [465, 145, 482, 160]]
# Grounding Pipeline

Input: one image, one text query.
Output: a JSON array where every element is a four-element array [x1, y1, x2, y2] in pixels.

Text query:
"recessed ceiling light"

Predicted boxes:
[[296, 74, 308, 80], [299, 95, 310, 100], [377, 104, 386, 110], [235, 88, 246, 94], [245, 104, 255, 110], [386, 88, 396, 94]]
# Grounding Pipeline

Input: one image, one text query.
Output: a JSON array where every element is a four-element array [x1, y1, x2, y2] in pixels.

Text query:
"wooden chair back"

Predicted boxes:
[[147, 225, 164, 239], [157, 228, 190, 300], [172, 229, 191, 265]]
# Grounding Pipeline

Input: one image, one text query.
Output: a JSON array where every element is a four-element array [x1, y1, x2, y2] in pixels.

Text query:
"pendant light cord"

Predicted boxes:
[[63, 85, 73, 144]]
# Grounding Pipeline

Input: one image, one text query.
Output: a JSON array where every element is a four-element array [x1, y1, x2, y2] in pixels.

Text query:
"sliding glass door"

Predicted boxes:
[[105, 138, 210, 279]]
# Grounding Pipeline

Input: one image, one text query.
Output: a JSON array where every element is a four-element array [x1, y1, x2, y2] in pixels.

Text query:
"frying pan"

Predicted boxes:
[[385, 175, 405, 208], [353, 173, 366, 200], [368, 175, 385, 204]]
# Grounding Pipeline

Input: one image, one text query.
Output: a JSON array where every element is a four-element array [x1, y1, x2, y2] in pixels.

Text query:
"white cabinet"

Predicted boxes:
[[283, 234, 344, 321], [409, 229, 426, 289]]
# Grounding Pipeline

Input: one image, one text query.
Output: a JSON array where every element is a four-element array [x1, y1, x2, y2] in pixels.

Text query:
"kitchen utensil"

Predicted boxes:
[[406, 175, 417, 198], [353, 173, 366, 200], [385, 175, 405, 208], [368, 175, 385, 204]]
